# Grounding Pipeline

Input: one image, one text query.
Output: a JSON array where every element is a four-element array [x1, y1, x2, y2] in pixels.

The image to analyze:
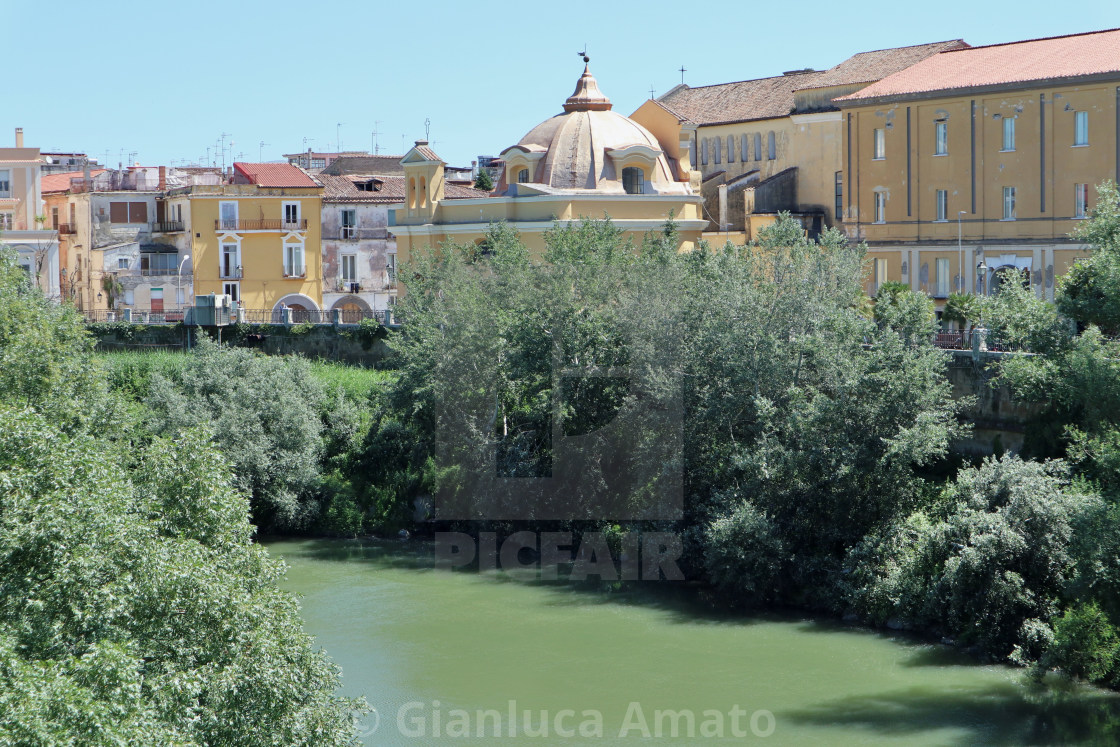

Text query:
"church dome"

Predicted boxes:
[[497, 65, 691, 195]]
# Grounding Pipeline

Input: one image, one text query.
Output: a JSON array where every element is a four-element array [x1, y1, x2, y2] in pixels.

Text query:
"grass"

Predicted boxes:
[[96, 350, 396, 403]]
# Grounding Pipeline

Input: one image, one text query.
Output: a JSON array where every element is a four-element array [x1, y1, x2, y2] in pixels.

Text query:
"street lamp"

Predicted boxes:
[[977, 259, 988, 297], [177, 254, 191, 313], [957, 211, 967, 293]]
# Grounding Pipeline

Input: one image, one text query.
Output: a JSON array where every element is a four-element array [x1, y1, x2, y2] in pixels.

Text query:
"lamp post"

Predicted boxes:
[[177, 254, 191, 313], [957, 211, 967, 293]]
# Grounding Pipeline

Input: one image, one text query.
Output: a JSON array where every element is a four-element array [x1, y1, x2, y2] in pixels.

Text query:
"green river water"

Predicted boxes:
[[267, 539, 1120, 746]]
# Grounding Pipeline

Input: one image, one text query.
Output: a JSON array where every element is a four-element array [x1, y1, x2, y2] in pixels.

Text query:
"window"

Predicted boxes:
[[340, 208, 357, 238], [936, 189, 948, 222], [123, 289, 134, 306], [727, 136, 735, 163], [117, 257, 129, 270], [221, 242, 239, 278], [936, 258, 950, 297], [713, 137, 721, 164], [341, 254, 357, 282], [1002, 186, 1016, 220], [516, 168, 529, 183], [310, 158, 326, 169], [767, 131, 776, 160], [1002, 117, 1016, 151], [109, 202, 148, 224], [408, 179, 416, 209], [0, 212, 12, 231], [51, 207, 59, 230], [689, 137, 696, 167], [740, 134, 748, 162], [873, 257, 888, 292], [222, 282, 240, 304], [622, 167, 645, 195], [934, 121, 948, 155], [386, 254, 397, 284], [141, 253, 176, 274], [834, 171, 843, 222], [1074, 111, 1089, 146], [150, 288, 163, 313], [0, 169, 9, 198], [873, 128, 885, 159], [284, 243, 305, 277], [753, 133, 762, 162], [701, 139, 709, 166], [283, 202, 300, 228], [1075, 183, 1089, 218], [219, 201, 238, 230], [70, 203, 76, 226], [874, 191, 887, 223]]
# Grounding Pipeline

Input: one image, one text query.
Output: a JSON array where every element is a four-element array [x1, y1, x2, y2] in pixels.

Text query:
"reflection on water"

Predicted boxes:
[[267, 538, 1120, 746]]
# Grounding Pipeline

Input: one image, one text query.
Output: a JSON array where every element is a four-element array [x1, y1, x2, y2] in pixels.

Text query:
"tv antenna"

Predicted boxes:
[[336, 122, 343, 152], [372, 120, 382, 155], [259, 141, 269, 161], [649, 84, 656, 99]]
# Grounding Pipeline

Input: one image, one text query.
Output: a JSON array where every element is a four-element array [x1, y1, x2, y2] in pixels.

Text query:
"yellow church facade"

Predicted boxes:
[[390, 65, 706, 262]]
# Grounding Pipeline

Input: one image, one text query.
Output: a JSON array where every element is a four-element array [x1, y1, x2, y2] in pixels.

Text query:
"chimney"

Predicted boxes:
[[15, 128, 23, 147], [158, 165, 166, 190]]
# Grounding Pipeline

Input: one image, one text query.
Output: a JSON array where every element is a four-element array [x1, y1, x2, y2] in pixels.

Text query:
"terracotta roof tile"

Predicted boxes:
[[838, 27, 1120, 103], [41, 169, 107, 193], [233, 162, 319, 188], [800, 40, 969, 90], [658, 71, 824, 125]]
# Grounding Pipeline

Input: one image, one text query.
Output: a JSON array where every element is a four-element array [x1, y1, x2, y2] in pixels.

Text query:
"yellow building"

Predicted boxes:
[[836, 28, 1120, 303], [391, 64, 706, 261], [174, 162, 324, 314], [0, 128, 59, 297], [631, 41, 965, 245]]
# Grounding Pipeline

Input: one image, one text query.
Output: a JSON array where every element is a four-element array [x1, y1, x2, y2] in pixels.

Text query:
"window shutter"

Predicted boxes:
[[129, 202, 148, 223], [109, 202, 128, 223]]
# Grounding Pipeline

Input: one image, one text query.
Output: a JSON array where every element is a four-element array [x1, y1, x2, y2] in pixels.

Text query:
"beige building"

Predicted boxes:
[[631, 41, 965, 244], [390, 64, 706, 260], [836, 28, 1120, 303], [0, 128, 58, 298]]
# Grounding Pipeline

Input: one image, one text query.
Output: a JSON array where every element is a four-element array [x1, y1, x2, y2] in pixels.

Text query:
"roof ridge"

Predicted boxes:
[[839, 39, 966, 57], [941, 26, 1120, 53], [665, 72, 801, 93]]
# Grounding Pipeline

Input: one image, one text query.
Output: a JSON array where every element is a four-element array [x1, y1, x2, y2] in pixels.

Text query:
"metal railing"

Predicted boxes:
[[338, 226, 388, 240], [59, 223, 77, 235], [933, 328, 1024, 353], [220, 267, 243, 279], [82, 307, 388, 326], [153, 221, 185, 233], [214, 219, 308, 231]]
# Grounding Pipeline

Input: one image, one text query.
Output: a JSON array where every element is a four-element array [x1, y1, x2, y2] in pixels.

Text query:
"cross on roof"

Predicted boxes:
[[679, 65, 687, 84]]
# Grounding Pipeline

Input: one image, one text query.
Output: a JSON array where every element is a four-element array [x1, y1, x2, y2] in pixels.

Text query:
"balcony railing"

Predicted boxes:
[[220, 267, 243, 279], [59, 223, 77, 235], [215, 219, 308, 231], [337, 226, 388, 240], [153, 221, 185, 233], [283, 265, 307, 278]]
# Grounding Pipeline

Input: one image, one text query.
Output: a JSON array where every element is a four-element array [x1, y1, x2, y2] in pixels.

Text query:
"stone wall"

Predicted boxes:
[[945, 349, 1046, 456], [89, 322, 394, 367]]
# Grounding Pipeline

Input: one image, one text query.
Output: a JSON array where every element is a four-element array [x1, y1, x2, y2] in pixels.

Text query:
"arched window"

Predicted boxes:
[[767, 131, 776, 160], [689, 137, 696, 168], [753, 133, 762, 162], [622, 167, 645, 195], [517, 168, 530, 183], [419, 177, 427, 208], [713, 137, 721, 164], [701, 139, 709, 166], [727, 136, 735, 163], [740, 134, 748, 162], [408, 178, 416, 209]]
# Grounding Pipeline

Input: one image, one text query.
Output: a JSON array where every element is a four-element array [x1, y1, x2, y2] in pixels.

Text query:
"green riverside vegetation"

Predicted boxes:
[[6, 181, 1120, 737]]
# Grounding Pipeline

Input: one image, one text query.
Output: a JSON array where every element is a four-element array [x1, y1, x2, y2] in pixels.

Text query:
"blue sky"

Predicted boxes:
[[7, 0, 1117, 170]]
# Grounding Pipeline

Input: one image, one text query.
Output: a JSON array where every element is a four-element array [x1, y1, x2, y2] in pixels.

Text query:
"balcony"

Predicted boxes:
[[59, 223, 77, 235], [220, 267, 243, 279], [215, 219, 308, 232], [153, 221, 185, 233], [338, 226, 389, 240]]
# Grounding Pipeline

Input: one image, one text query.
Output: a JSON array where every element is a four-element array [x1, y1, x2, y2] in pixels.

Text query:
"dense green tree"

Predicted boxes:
[[145, 339, 329, 530], [473, 166, 494, 191], [873, 281, 938, 347], [1057, 181, 1120, 333]]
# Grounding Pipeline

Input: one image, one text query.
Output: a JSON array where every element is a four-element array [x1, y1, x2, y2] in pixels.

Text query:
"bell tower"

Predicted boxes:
[[400, 140, 444, 224]]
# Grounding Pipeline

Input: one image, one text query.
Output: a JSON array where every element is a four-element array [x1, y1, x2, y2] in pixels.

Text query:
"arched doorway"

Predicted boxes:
[[330, 295, 372, 324], [272, 293, 320, 323]]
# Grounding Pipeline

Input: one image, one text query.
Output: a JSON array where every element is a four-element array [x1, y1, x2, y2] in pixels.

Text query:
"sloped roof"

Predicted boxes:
[[233, 162, 319, 188], [320, 173, 489, 203], [838, 27, 1120, 103], [801, 40, 968, 90], [658, 71, 824, 125], [41, 169, 107, 193], [321, 155, 406, 177]]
